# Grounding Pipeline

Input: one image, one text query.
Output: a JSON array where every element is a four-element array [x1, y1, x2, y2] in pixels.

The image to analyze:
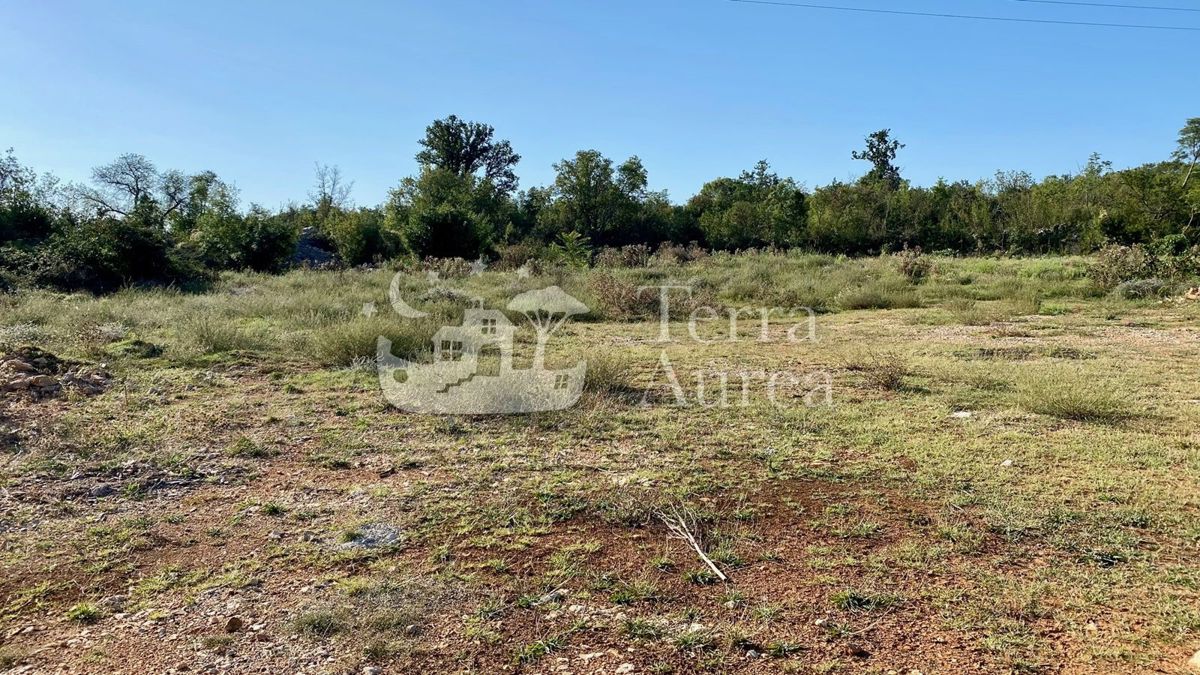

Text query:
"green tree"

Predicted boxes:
[[852, 129, 906, 189], [688, 161, 806, 249], [387, 167, 499, 259], [416, 115, 521, 195]]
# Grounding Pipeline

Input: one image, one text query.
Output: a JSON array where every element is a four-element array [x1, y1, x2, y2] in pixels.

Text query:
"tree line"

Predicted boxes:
[[1, 115, 1197, 292]]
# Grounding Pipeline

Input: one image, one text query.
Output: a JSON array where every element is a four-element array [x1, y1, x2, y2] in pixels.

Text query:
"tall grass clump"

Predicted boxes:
[[306, 316, 437, 367], [179, 315, 270, 354], [835, 279, 920, 310], [583, 350, 638, 398], [1016, 370, 1137, 423]]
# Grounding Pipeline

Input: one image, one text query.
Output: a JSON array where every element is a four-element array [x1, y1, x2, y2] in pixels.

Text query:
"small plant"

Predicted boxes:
[[546, 231, 592, 269], [846, 351, 911, 391], [622, 618, 664, 639], [685, 569, 720, 586], [225, 436, 272, 459], [830, 588, 898, 612], [66, 602, 102, 624], [293, 609, 345, 637], [610, 579, 660, 605]]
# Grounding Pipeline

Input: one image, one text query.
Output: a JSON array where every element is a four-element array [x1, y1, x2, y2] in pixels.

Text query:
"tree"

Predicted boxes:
[[416, 115, 521, 195], [538, 150, 663, 246], [310, 163, 353, 215], [852, 129, 906, 189], [387, 167, 499, 259], [74, 153, 189, 222], [0, 149, 56, 244], [1173, 118, 1200, 232], [688, 161, 806, 249], [507, 286, 588, 370], [1174, 118, 1200, 190]]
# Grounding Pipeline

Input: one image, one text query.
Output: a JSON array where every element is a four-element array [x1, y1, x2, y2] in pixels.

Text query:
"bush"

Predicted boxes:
[[325, 207, 399, 265], [1113, 277, 1178, 299], [189, 207, 298, 272], [36, 216, 211, 293], [1089, 244, 1153, 289], [588, 272, 659, 321], [594, 244, 652, 268], [894, 246, 933, 282]]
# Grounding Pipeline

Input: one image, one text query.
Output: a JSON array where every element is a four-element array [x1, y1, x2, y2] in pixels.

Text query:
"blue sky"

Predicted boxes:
[[2, 0, 1195, 208]]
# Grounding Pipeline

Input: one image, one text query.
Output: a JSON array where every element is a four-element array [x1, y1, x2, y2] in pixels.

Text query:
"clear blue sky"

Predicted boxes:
[[2, 0, 1195, 208]]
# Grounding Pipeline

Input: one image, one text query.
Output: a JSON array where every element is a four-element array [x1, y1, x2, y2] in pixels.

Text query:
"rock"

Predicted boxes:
[[99, 595, 127, 612], [224, 616, 244, 633], [950, 411, 972, 419], [89, 484, 115, 498], [362, 667, 382, 675], [338, 523, 403, 550], [1189, 650, 1200, 672], [1000, 459, 1014, 467], [615, 665, 635, 674], [845, 644, 871, 659]]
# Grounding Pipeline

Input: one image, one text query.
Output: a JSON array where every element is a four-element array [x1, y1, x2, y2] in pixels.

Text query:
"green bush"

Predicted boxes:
[[36, 216, 211, 293], [189, 207, 298, 272]]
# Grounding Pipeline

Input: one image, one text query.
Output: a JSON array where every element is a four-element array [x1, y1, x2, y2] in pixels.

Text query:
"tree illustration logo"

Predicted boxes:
[[376, 281, 589, 415]]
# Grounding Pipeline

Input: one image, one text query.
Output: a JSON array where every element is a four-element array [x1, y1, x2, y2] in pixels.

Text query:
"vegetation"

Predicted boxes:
[[2, 253, 1199, 672], [3, 117, 1199, 296]]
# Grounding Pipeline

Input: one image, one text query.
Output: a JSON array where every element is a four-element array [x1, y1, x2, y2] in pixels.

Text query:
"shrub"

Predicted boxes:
[[189, 207, 298, 272], [37, 216, 211, 293], [894, 246, 933, 282], [584, 351, 637, 397], [595, 244, 652, 268], [587, 273, 658, 321], [325, 207, 399, 265], [845, 352, 911, 391], [1089, 244, 1153, 289], [1113, 277, 1178, 299], [493, 240, 544, 271]]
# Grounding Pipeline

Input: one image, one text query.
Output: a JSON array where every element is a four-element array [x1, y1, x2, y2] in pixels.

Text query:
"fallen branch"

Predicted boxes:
[[657, 504, 728, 582]]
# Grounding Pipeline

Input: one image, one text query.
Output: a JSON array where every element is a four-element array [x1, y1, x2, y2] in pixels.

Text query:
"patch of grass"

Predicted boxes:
[[293, 608, 346, 637], [622, 618, 665, 639], [610, 579, 660, 605], [66, 602, 102, 624], [0, 646, 24, 669], [306, 316, 436, 368], [225, 436, 273, 459], [673, 628, 717, 651], [1016, 371, 1137, 422], [200, 634, 235, 653], [515, 624, 581, 664], [830, 589, 899, 612]]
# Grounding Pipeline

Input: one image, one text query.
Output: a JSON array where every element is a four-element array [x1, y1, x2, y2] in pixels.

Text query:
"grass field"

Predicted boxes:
[[1, 253, 1199, 674]]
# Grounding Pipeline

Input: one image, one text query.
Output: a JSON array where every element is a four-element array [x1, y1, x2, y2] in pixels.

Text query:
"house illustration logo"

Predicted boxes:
[[376, 286, 589, 415]]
